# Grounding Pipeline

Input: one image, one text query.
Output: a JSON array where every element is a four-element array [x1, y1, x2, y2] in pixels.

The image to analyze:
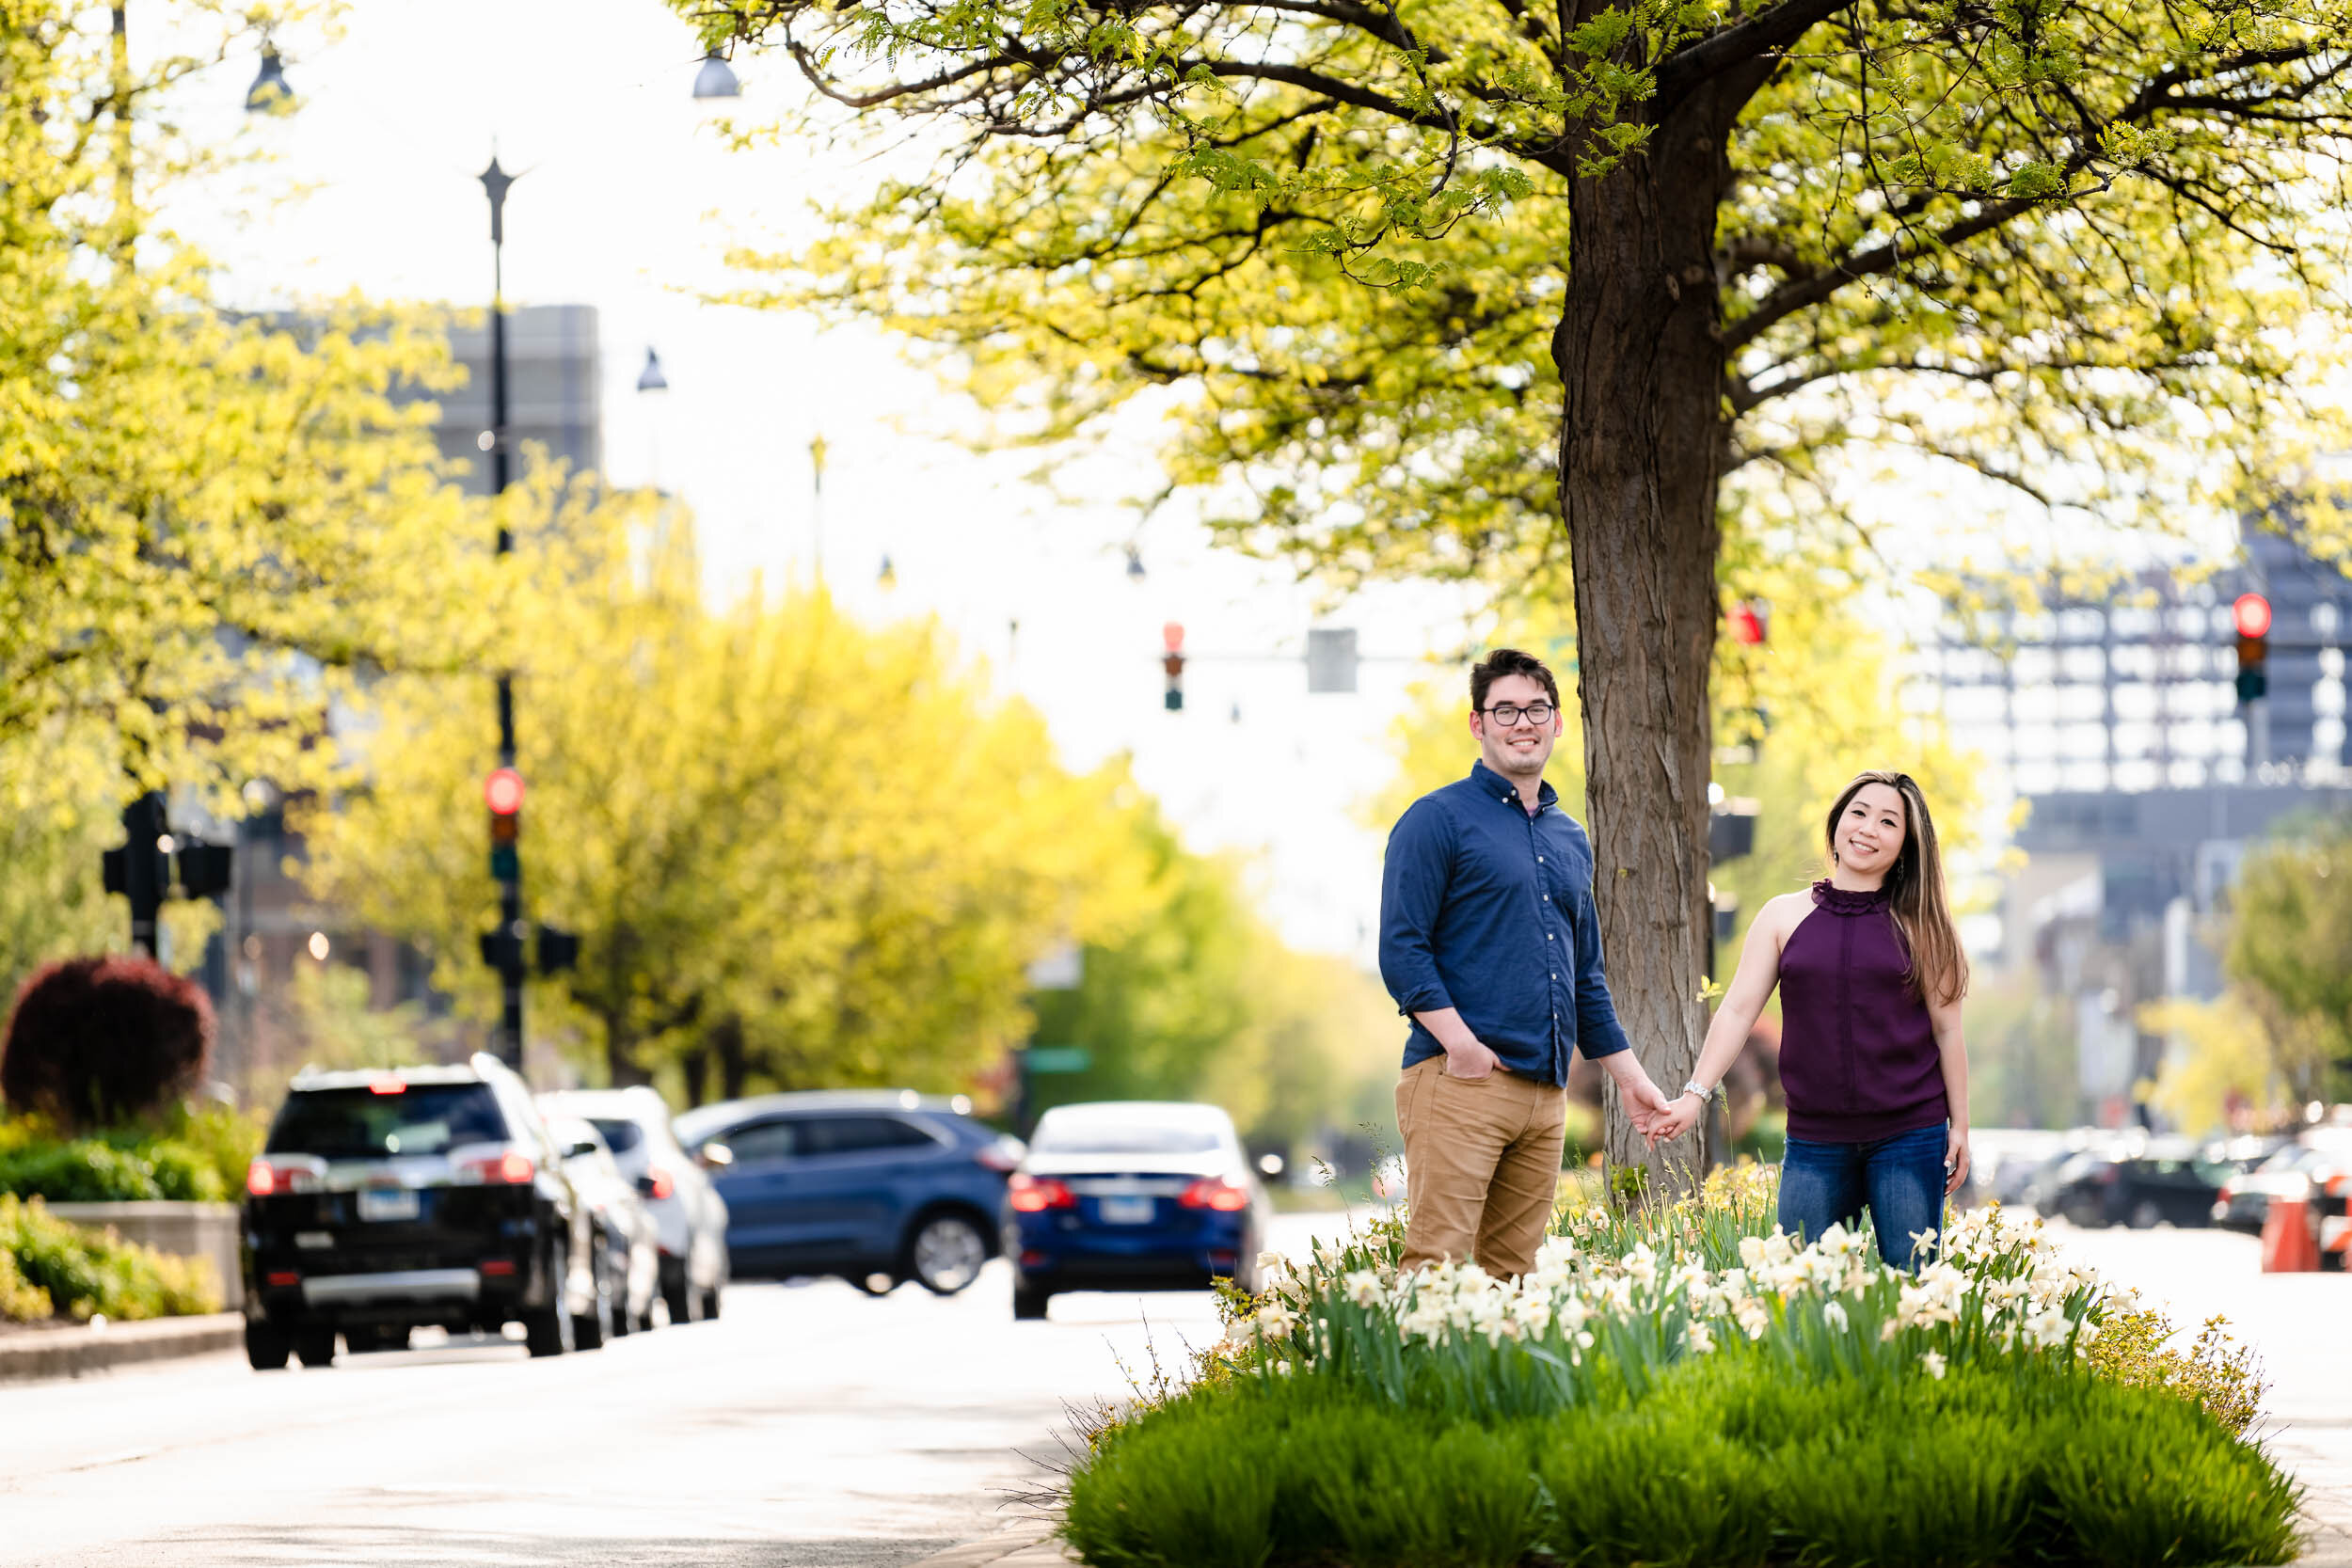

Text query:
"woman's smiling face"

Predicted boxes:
[[1836, 782, 1909, 879]]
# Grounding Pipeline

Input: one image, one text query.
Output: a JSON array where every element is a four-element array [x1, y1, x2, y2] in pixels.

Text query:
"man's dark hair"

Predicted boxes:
[[1470, 648, 1562, 714]]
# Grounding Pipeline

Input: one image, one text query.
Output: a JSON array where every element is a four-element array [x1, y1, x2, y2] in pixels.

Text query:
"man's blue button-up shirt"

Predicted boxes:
[[1378, 760, 1631, 1085]]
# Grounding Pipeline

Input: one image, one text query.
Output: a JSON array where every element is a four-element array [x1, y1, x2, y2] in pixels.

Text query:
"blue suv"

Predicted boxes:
[[673, 1092, 1022, 1296]]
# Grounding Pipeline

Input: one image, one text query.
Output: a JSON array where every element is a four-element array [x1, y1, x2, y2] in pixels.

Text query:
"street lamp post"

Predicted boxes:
[[480, 154, 526, 1068]]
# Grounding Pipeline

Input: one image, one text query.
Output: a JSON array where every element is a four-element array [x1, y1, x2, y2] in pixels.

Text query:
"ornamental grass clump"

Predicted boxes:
[[0, 1194, 220, 1323], [1063, 1171, 2300, 1568]]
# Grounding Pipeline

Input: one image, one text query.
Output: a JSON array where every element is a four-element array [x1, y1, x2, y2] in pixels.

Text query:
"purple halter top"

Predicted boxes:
[[1776, 879, 1948, 1143]]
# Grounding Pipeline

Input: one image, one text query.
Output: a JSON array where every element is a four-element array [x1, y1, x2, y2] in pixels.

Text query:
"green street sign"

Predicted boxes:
[[1025, 1046, 1092, 1074]]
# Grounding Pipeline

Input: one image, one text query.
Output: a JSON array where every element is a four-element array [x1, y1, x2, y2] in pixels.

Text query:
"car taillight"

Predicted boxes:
[[461, 1149, 536, 1185], [1180, 1178, 1250, 1212], [1009, 1174, 1076, 1212], [2219, 1180, 2237, 1201], [644, 1165, 675, 1201], [246, 1156, 326, 1196], [480, 1259, 516, 1276]]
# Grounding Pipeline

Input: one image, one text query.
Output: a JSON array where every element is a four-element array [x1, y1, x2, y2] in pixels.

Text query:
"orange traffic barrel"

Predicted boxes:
[[2262, 1192, 2321, 1273]]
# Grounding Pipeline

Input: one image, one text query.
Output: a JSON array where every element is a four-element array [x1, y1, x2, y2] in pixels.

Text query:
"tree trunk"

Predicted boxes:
[[1554, 77, 1745, 1200], [715, 1015, 749, 1102]]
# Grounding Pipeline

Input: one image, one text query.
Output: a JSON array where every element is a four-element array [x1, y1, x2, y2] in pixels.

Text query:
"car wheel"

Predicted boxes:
[[2129, 1199, 2162, 1230], [663, 1269, 704, 1324], [573, 1246, 611, 1352], [908, 1213, 990, 1296], [1012, 1284, 1051, 1322], [700, 1285, 722, 1321], [245, 1321, 292, 1371], [293, 1325, 338, 1368], [526, 1240, 576, 1357]]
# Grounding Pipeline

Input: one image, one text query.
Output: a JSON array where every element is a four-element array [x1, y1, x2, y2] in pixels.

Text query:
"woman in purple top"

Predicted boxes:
[[1651, 770, 1972, 1269]]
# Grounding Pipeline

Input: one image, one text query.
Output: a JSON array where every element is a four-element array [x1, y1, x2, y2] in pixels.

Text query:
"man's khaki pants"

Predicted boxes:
[[1394, 1054, 1565, 1280]]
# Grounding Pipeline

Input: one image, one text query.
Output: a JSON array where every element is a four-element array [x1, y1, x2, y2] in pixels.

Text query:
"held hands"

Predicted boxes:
[[1646, 1090, 1705, 1147]]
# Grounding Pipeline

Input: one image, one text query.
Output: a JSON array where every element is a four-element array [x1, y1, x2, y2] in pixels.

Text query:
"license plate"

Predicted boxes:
[[1098, 1196, 1155, 1226], [357, 1188, 420, 1222]]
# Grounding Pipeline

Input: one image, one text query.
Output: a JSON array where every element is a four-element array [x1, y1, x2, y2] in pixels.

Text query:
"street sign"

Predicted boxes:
[[1024, 1046, 1092, 1074], [1307, 627, 1359, 693]]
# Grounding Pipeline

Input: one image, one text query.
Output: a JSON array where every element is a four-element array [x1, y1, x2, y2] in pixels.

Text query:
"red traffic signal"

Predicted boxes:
[[1162, 621, 1185, 654], [2233, 593, 2272, 640], [484, 767, 526, 816], [1726, 600, 1768, 646]]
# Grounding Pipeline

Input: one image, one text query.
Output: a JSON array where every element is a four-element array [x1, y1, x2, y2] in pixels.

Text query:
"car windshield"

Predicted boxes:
[[1031, 1119, 1224, 1155], [268, 1084, 508, 1159], [588, 1117, 645, 1154]]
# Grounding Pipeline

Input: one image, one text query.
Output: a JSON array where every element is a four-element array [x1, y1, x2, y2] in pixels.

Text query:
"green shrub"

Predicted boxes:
[[0, 1243, 52, 1323], [0, 1103, 261, 1203], [0, 1194, 220, 1321], [1064, 1359, 2301, 1568]]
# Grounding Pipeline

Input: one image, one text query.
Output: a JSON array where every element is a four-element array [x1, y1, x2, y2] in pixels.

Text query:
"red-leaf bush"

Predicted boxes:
[[1, 957, 215, 1132]]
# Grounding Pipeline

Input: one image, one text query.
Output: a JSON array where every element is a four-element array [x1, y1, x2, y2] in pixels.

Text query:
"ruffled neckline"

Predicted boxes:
[[1811, 879, 1890, 915]]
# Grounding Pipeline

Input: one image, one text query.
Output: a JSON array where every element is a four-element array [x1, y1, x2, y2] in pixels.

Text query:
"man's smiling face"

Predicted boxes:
[[1470, 672, 1562, 781]]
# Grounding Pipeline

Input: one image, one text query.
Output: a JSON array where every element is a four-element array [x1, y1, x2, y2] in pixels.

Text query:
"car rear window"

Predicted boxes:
[[1031, 1120, 1223, 1155], [268, 1085, 509, 1158], [588, 1117, 645, 1154]]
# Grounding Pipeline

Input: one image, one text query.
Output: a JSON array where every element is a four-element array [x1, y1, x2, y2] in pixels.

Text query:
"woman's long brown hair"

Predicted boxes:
[[1822, 770, 1970, 1006]]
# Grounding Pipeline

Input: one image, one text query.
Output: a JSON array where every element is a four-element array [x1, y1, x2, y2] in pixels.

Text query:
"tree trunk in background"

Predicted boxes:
[[1556, 74, 1751, 1199], [714, 1015, 748, 1102]]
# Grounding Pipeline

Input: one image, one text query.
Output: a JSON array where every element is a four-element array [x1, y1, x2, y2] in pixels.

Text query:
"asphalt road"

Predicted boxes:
[[0, 1212, 1359, 1568], [0, 1213, 2343, 1567]]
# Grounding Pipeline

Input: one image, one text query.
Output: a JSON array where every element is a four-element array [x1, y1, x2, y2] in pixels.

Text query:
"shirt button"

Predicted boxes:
[[1543, 895, 1549, 901]]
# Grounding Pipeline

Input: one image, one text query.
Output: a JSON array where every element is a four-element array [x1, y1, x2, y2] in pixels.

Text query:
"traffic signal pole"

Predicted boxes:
[[482, 156, 526, 1069]]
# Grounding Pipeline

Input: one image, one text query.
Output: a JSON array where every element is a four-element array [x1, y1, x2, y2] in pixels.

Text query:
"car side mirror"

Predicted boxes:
[[698, 1142, 735, 1169], [565, 1138, 600, 1160]]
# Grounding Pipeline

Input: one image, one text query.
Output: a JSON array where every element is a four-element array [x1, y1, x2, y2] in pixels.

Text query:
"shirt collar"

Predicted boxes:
[[1470, 759, 1555, 813]]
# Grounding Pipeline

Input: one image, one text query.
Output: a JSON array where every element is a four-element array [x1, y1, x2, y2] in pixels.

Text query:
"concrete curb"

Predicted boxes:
[[0, 1311, 243, 1384], [901, 1519, 1067, 1568]]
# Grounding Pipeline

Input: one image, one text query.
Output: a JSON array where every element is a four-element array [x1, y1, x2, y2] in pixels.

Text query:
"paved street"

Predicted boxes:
[[0, 1212, 1358, 1568], [1, 1213, 2344, 1567]]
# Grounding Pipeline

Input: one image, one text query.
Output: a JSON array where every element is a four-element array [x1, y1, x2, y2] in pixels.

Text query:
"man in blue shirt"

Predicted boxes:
[[1379, 648, 1672, 1278]]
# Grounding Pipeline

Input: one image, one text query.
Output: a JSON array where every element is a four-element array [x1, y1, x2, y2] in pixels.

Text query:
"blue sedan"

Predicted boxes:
[[1007, 1101, 1271, 1321], [674, 1091, 1023, 1296]]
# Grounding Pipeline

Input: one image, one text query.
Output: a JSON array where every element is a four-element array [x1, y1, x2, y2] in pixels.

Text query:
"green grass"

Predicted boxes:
[[1064, 1355, 2303, 1568]]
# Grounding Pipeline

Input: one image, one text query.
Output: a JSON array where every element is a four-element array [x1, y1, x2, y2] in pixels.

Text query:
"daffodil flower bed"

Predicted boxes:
[[1062, 1171, 2301, 1568]]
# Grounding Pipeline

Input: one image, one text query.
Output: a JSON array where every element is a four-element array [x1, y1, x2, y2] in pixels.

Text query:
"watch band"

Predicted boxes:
[[1680, 1079, 1711, 1101]]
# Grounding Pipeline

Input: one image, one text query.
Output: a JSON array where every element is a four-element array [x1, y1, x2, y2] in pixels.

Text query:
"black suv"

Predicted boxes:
[[242, 1054, 599, 1368]]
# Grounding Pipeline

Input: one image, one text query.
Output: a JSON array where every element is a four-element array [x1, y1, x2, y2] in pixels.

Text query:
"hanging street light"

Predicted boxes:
[[692, 49, 741, 100], [1125, 544, 1146, 580], [636, 346, 669, 394], [245, 47, 292, 113]]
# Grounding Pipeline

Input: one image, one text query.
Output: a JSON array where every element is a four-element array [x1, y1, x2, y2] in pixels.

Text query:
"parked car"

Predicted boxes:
[[673, 1091, 1021, 1296], [1006, 1101, 1271, 1322], [2212, 1143, 2325, 1232], [540, 1111, 662, 1339], [541, 1086, 729, 1323], [2047, 1140, 2233, 1229], [242, 1054, 599, 1368]]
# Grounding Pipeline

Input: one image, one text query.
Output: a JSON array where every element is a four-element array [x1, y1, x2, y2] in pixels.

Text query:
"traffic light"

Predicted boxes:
[[1162, 622, 1185, 712], [485, 767, 524, 882], [2233, 593, 2271, 704], [175, 842, 233, 898], [535, 923, 580, 975], [1725, 599, 1769, 645]]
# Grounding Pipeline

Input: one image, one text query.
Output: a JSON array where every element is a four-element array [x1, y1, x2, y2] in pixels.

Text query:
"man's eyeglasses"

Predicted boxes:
[[1480, 702, 1555, 727]]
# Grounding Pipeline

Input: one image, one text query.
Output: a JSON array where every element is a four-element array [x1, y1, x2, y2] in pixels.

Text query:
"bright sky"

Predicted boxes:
[[150, 0, 1490, 963]]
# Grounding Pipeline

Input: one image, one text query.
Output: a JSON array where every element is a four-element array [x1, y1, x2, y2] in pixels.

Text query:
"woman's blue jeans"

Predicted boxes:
[[1777, 1124, 1947, 1270]]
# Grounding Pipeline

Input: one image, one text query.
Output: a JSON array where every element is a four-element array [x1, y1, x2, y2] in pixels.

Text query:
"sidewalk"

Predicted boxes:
[[0, 1313, 242, 1384]]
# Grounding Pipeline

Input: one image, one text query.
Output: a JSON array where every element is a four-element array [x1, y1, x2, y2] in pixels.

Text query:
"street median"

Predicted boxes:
[[0, 1311, 243, 1384]]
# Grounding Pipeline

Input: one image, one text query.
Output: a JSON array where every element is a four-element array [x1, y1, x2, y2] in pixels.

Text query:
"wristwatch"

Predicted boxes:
[[1680, 1079, 1715, 1104]]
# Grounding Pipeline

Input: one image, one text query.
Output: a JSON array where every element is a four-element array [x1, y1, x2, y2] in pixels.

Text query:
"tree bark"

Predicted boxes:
[[1555, 74, 1747, 1199]]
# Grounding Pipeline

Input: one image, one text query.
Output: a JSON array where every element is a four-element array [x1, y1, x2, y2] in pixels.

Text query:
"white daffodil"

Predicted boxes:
[[1920, 1350, 1947, 1380], [1823, 1301, 1850, 1333]]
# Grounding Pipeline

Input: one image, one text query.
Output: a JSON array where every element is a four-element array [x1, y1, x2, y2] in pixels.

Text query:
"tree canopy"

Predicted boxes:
[[2, 0, 488, 811], [695, 0, 2352, 574]]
